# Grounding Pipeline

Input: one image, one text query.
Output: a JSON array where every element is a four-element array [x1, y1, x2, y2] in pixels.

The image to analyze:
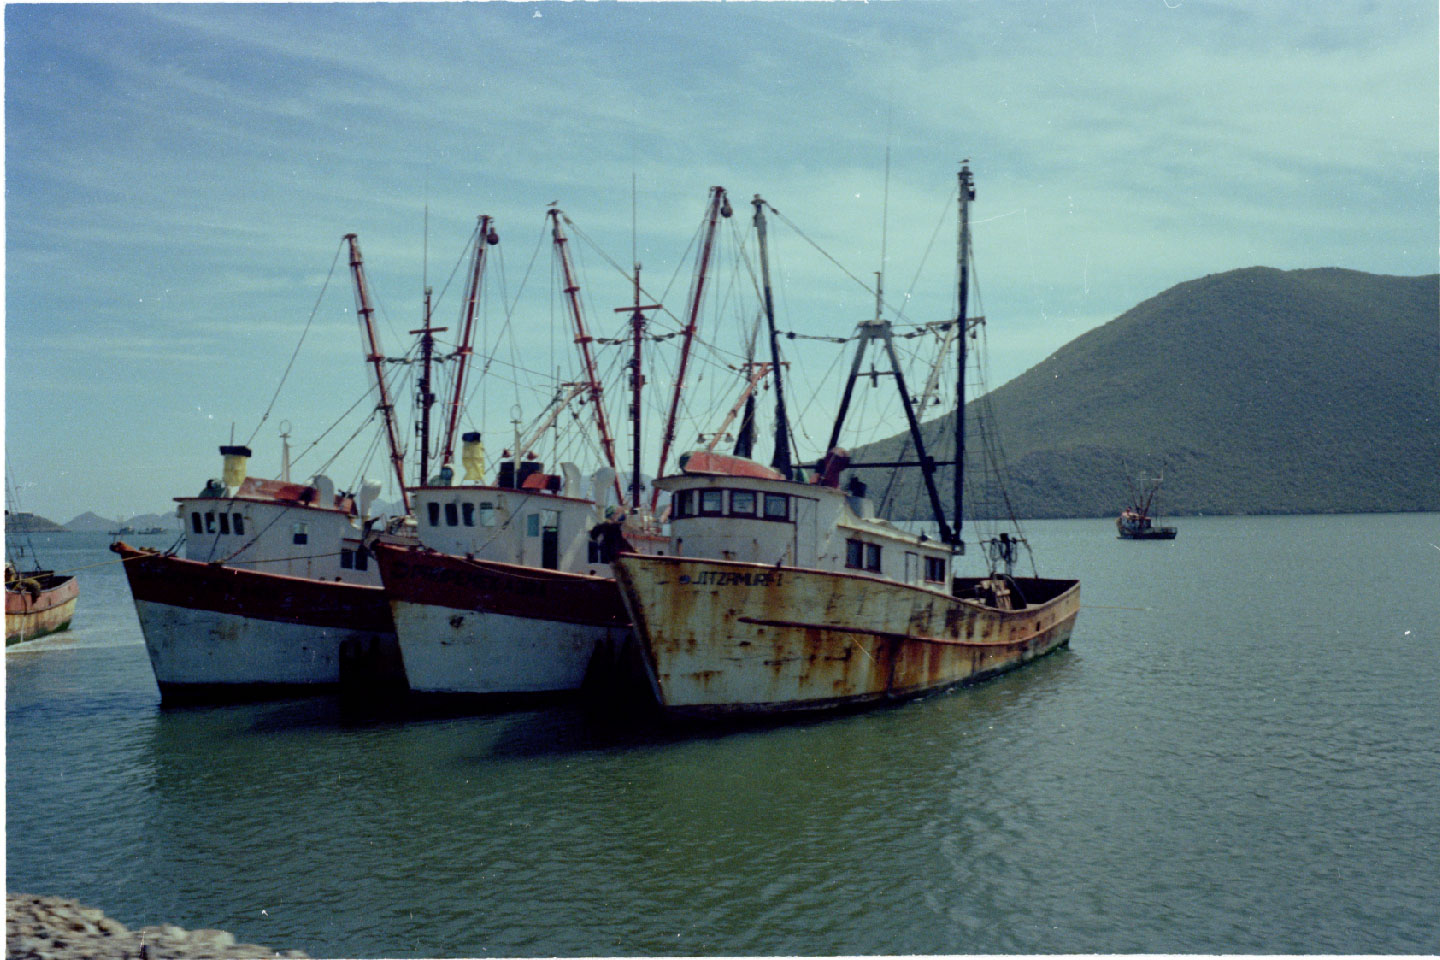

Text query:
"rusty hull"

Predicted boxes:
[[6, 573, 79, 646], [612, 555, 1079, 716]]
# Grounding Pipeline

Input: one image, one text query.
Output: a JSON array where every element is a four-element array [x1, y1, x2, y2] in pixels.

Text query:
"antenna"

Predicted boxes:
[[878, 123, 891, 317], [279, 420, 292, 483]]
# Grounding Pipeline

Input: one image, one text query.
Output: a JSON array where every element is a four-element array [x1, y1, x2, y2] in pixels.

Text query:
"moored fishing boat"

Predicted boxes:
[[111, 446, 405, 702], [107, 227, 472, 703], [5, 499, 81, 646], [374, 193, 728, 701], [6, 565, 80, 646], [613, 165, 1081, 717], [371, 462, 640, 700]]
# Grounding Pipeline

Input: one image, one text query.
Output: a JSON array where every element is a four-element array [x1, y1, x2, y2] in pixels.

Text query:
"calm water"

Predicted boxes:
[[7, 516, 1440, 956]]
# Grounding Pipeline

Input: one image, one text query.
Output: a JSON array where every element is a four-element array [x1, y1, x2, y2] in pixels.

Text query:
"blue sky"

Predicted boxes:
[[5, 1, 1437, 524]]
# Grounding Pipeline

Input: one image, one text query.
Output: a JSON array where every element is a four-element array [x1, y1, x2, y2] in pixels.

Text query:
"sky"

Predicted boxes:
[[4, 0, 1437, 525]]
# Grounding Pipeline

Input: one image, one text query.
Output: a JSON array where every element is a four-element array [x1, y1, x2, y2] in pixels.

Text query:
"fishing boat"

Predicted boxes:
[[370, 459, 643, 701], [6, 556, 79, 646], [5, 567, 79, 646], [613, 166, 1082, 717], [1116, 469, 1178, 540], [110, 450, 403, 702], [372, 195, 728, 700], [109, 227, 496, 703], [5, 501, 81, 645]]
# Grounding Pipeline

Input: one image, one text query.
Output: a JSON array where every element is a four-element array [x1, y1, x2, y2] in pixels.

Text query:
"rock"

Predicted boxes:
[[189, 929, 237, 948], [7, 893, 308, 959]]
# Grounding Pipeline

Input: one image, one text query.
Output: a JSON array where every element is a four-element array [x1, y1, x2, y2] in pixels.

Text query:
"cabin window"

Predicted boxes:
[[905, 552, 919, 583], [218, 512, 230, 535], [427, 502, 441, 527], [674, 490, 694, 519], [462, 502, 475, 527], [341, 549, 354, 569], [204, 511, 216, 533], [845, 539, 864, 569], [699, 490, 724, 516], [445, 503, 458, 527], [292, 522, 309, 546], [729, 490, 756, 516], [764, 493, 789, 520], [191, 512, 203, 534], [478, 502, 497, 527], [526, 513, 540, 537], [354, 545, 369, 571], [925, 556, 947, 583], [865, 543, 882, 573], [232, 513, 245, 535]]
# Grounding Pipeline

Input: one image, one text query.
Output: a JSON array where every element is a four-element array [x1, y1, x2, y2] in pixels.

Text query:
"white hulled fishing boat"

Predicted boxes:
[[111, 226, 498, 702]]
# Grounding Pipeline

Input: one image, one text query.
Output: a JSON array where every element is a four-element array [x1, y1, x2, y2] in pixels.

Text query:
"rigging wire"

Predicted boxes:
[[245, 238, 345, 447]]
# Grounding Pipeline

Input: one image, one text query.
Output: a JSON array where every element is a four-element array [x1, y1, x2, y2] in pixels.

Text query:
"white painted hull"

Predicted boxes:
[[134, 599, 392, 694], [391, 600, 630, 696]]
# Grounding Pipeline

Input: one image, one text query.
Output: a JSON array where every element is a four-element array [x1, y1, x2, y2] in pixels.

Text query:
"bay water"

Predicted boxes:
[[7, 515, 1439, 955]]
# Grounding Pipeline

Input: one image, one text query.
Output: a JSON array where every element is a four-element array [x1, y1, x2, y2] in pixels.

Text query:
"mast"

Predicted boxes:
[[733, 367, 757, 459], [752, 196, 793, 478], [615, 265, 662, 510], [411, 286, 446, 486], [549, 207, 625, 504], [344, 233, 410, 514], [440, 215, 497, 473], [734, 313, 762, 459], [705, 362, 772, 452], [825, 320, 954, 545], [652, 186, 730, 507], [954, 162, 975, 549]]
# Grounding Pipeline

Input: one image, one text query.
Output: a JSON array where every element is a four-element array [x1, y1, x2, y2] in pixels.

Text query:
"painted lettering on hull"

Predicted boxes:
[[679, 570, 784, 588]]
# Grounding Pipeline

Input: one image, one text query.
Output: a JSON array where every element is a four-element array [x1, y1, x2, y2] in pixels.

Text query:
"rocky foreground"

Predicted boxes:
[[7, 894, 308, 960]]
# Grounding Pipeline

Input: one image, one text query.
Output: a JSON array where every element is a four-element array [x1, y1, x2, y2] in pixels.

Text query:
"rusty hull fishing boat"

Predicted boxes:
[[6, 562, 79, 646], [5, 500, 80, 646], [614, 166, 1081, 717]]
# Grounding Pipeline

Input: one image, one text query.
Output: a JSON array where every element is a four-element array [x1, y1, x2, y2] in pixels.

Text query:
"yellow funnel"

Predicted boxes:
[[461, 433, 486, 484], [220, 445, 251, 489]]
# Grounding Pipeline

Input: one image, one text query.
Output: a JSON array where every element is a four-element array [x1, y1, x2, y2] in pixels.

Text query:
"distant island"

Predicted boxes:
[[5, 511, 68, 534], [855, 267, 1440, 519], [5, 510, 179, 535]]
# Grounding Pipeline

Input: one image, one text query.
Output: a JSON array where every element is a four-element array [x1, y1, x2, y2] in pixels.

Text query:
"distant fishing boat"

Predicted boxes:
[[5, 507, 80, 645], [1117, 469, 1178, 540], [613, 166, 1082, 717]]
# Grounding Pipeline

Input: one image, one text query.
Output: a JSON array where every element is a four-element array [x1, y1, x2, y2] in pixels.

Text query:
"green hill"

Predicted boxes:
[[4, 511, 67, 534], [853, 267, 1439, 519]]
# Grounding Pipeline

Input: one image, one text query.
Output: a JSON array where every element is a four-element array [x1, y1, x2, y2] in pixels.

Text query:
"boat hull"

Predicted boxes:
[[374, 543, 632, 699], [1118, 528, 1178, 540], [612, 554, 1081, 716], [110, 543, 399, 703], [6, 574, 79, 646]]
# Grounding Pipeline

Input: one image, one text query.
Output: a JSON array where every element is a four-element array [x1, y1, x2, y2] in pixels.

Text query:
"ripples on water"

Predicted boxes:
[[7, 518, 1440, 955]]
